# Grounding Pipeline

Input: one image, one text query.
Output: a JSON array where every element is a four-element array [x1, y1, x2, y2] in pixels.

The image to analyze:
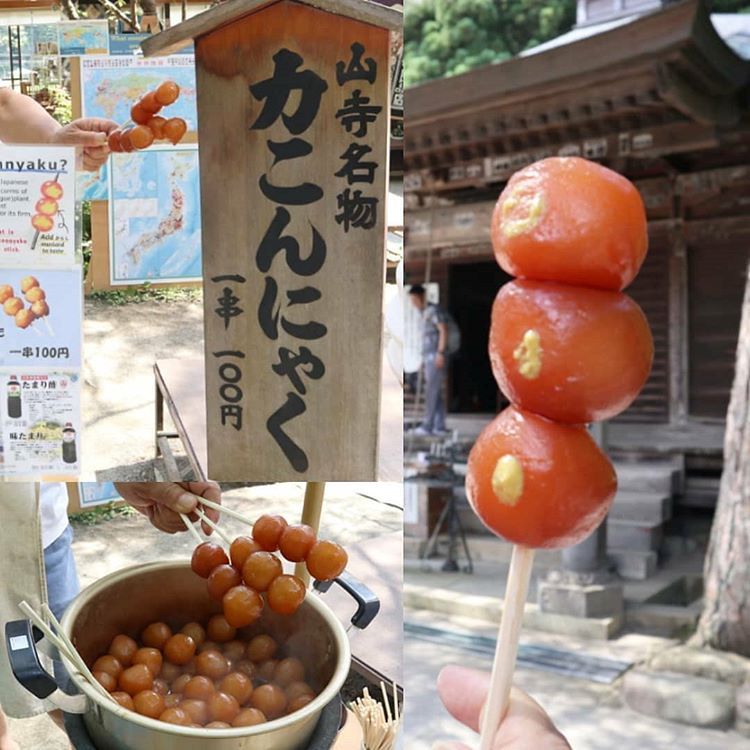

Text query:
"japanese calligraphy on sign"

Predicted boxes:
[[195, 1, 390, 480]]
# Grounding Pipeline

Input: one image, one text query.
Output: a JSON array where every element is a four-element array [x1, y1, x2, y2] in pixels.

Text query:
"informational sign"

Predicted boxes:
[[0, 268, 82, 368], [59, 20, 109, 56], [110, 33, 150, 56], [79, 482, 119, 507], [0, 369, 80, 475], [0, 145, 76, 267], [0, 144, 82, 478], [109, 146, 201, 284], [196, 1, 390, 480], [30, 24, 60, 57], [80, 56, 198, 137], [110, 34, 194, 56]]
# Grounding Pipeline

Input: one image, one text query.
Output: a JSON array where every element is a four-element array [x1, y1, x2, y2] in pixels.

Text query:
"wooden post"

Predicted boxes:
[[142, 0, 399, 481], [295, 481, 326, 585]]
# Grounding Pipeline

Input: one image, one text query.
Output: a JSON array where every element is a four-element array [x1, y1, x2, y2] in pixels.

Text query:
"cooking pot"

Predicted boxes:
[[6, 562, 379, 750]]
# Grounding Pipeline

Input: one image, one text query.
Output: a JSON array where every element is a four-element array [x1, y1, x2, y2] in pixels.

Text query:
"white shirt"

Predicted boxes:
[[41, 482, 69, 549]]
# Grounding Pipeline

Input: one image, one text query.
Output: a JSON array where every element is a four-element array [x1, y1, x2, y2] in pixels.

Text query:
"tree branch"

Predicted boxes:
[[94, 0, 140, 32]]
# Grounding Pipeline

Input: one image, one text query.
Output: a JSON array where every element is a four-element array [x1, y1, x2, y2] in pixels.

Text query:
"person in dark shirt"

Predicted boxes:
[[409, 284, 450, 436]]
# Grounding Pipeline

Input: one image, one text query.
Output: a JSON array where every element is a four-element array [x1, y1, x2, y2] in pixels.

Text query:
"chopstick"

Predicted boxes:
[[195, 495, 255, 527], [18, 601, 115, 704], [193, 507, 233, 546], [179, 512, 205, 544]]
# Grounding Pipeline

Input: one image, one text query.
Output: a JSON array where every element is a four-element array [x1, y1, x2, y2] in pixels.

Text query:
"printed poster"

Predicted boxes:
[[109, 147, 202, 284], [0, 268, 82, 368], [59, 20, 109, 56], [0, 145, 76, 267], [0, 369, 81, 475], [80, 482, 119, 507]]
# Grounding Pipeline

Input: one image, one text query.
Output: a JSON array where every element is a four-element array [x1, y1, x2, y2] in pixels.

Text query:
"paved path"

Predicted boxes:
[[404, 609, 750, 750]]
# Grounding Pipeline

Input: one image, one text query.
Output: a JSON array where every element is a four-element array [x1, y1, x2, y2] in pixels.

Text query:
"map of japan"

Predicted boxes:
[[110, 149, 201, 284]]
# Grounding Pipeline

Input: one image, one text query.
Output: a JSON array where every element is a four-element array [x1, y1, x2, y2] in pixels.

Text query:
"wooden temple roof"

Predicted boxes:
[[404, 0, 750, 186]]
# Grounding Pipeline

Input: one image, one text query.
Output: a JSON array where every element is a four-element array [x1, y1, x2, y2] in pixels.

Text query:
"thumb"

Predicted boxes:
[[56, 127, 108, 147], [149, 483, 199, 515]]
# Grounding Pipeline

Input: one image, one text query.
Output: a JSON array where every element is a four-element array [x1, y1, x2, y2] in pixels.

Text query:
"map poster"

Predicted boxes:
[[59, 20, 109, 56], [80, 55, 198, 138], [0, 268, 82, 368], [109, 146, 202, 284], [0, 145, 76, 268], [0, 368, 81, 476], [77, 162, 109, 202]]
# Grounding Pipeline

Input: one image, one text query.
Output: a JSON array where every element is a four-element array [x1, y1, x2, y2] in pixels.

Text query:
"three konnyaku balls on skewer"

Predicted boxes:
[[466, 156, 654, 549]]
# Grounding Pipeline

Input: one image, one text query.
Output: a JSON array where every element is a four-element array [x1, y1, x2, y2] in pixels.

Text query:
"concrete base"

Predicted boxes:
[[607, 518, 663, 551], [404, 582, 622, 640], [537, 579, 624, 619], [609, 549, 658, 580]]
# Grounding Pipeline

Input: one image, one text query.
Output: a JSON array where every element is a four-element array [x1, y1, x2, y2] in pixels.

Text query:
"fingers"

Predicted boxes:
[[55, 126, 108, 147], [70, 117, 119, 135], [188, 481, 221, 534], [148, 483, 200, 516], [438, 665, 488, 733], [437, 665, 569, 750]]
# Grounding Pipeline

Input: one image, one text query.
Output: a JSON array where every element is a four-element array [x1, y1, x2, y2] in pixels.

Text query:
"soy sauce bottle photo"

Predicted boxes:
[[62, 422, 77, 464], [7, 376, 21, 419]]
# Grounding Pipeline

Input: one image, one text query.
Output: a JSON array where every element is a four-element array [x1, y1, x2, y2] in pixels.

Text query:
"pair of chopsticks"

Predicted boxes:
[[349, 681, 401, 750], [18, 600, 120, 707], [178, 495, 254, 546]]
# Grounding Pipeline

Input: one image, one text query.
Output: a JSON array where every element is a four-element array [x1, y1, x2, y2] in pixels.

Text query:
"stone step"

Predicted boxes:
[[608, 490, 672, 524], [608, 549, 658, 580], [623, 669, 735, 728], [607, 518, 663, 552], [613, 460, 681, 495]]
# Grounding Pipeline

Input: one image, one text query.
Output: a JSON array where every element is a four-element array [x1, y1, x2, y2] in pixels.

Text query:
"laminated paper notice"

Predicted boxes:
[[0, 145, 77, 268]]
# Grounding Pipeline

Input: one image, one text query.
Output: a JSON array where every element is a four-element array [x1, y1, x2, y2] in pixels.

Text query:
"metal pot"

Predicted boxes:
[[6, 561, 379, 750]]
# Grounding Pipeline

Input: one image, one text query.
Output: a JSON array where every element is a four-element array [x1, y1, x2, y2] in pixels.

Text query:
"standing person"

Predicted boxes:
[[408, 284, 451, 436], [0, 482, 221, 750]]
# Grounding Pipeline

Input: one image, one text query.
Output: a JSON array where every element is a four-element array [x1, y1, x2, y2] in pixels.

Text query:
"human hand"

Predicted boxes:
[[434, 665, 570, 750], [436, 352, 446, 369], [114, 482, 221, 535], [49, 117, 118, 172]]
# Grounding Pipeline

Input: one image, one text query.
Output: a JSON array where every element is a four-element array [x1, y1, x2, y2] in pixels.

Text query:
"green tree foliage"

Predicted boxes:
[[405, 0, 750, 88], [404, 0, 576, 87]]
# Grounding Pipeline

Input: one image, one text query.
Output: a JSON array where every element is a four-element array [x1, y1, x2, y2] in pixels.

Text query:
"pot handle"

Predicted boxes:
[[4, 619, 88, 714], [313, 571, 380, 630]]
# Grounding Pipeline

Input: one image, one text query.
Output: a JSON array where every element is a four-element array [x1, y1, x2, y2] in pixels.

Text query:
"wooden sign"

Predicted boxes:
[[143, 0, 398, 480]]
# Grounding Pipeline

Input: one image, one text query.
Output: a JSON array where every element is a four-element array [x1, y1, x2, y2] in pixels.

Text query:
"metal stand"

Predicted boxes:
[[420, 488, 473, 573]]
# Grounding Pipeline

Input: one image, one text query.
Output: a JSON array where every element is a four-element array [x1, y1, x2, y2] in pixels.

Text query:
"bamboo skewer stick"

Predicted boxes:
[[295, 481, 326, 585], [18, 601, 115, 704], [193, 506, 233, 545], [196, 495, 255, 527], [179, 512, 204, 544], [478, 544, 535, 750]]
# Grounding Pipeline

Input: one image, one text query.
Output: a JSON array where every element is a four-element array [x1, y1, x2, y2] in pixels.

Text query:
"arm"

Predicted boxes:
[[0, 87, 61, 143], [436, 321, 448, 368], [0, 88, 118, 171]]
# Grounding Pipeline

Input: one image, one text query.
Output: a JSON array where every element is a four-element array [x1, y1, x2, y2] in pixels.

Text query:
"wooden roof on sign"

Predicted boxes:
[[141, 0, 401, 57]]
